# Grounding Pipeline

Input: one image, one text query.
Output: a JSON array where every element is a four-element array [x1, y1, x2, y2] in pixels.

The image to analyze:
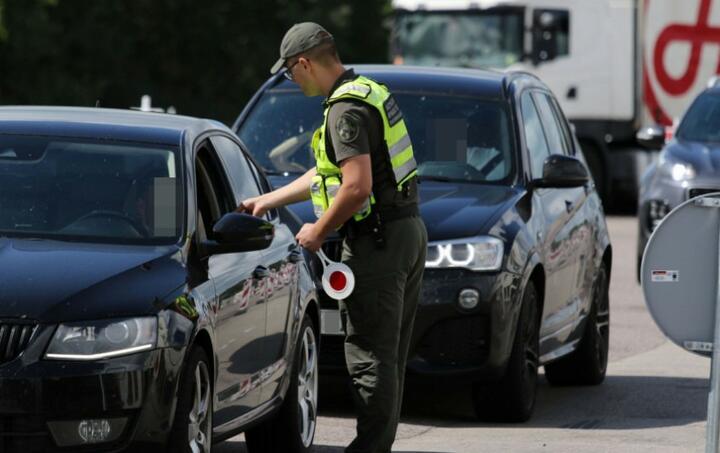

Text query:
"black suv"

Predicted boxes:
[[235, 65, 612, 422], [0, 107, 319, 452]]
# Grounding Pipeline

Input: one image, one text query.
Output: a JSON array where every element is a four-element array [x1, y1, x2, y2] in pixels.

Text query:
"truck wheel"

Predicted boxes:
[[545, 265, 610, 386], [245, 314, 318, 453], [472, 281, 539, 423], [168, 346, 213, 453]]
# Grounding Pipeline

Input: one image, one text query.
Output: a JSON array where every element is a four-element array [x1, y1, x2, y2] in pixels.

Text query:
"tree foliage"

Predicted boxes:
[[0, 0, 391, 124]]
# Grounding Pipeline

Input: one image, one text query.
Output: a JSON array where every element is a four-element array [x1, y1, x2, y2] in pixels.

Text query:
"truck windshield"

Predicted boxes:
[[0, 135, 183, 245], [677, 93, 720, 143], [238, 88, 515, 184], [392, 10, 524, 68]]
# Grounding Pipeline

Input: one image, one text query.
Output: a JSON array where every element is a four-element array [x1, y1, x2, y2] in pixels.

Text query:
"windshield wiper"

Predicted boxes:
[[418, 175, 462, 183]]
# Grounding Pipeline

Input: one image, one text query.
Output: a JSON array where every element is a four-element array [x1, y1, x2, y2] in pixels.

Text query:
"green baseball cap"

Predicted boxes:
[[270, 22, 334, 74]]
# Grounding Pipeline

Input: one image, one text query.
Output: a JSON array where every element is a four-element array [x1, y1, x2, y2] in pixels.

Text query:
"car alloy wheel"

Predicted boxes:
[[297, 325, 318, 447], [188, 360, 212, 453]]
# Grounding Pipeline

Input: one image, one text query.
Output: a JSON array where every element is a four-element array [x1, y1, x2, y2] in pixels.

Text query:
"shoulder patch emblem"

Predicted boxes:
[[336, 112, 360, 143]]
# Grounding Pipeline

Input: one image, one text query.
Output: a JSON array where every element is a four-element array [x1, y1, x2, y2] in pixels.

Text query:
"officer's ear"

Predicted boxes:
[[298, 56, 311, 72]]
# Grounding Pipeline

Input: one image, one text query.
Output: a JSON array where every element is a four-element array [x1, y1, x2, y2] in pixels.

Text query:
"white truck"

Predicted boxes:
[[390, 0, 717, 206]]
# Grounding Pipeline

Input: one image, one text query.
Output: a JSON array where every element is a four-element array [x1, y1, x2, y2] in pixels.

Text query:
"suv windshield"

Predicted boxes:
[[677, 93, 720, 143], [238, 89, 515, 184], [0, 135, 183, 244], [392, 10, 524, 68]]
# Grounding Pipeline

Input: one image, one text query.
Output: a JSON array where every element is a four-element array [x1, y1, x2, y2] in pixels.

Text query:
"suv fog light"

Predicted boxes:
[[48, 418, 127, 447], [458, 288, 480, 310]]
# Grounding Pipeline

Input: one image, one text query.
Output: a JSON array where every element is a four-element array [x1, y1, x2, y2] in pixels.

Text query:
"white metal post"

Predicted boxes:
[[705, 219, 720, 453]]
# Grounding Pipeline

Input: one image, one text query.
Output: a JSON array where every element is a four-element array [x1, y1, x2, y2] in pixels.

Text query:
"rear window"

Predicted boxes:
[[238, 88, 515, 184]]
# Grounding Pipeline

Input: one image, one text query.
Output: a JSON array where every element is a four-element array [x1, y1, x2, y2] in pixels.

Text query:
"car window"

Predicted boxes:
[[238, 88, 516, 184], [549, 96, 574, 155], [532, 92, 569, 156], [210, 135, 263, 202], [195, 144, 235, 238], [677, 92, 720, 143], [520, 92, 551, 178], [0, 135, 182, 244]]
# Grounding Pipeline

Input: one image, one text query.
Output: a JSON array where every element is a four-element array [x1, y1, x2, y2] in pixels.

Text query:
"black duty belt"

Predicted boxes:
[[342, 204, 419, 245]]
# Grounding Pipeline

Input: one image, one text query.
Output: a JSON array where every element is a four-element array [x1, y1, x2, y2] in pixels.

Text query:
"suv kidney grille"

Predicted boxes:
[[0, 323, 36, 363]]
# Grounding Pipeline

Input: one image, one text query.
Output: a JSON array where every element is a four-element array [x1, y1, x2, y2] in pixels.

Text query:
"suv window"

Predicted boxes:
[[532, 92, 569, 155], [520, 92, 551, 179]]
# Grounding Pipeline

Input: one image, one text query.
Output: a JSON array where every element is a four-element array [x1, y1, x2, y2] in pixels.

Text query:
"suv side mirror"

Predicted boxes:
[[201, 212, 274, 256], [636, 125, 666, 151], [532, 154, 590, 188]]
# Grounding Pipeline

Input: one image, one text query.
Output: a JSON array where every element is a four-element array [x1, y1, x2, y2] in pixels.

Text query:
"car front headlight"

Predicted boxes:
[[425, 237, 504, 271], [45, 317, 157, 361], [659, 154, 695, 181]]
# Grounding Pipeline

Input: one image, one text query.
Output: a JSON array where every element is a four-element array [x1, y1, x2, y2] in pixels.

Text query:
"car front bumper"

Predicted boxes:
[[319, 267, 523, 382], [0, 324, 185, 452]]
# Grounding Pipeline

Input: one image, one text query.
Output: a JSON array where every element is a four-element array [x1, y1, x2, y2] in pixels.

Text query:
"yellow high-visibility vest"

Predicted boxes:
[[310, 75, 417, 222]]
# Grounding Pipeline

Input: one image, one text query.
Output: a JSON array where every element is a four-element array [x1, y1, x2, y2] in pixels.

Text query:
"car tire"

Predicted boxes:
[[545, 265, 610, 386], [472, 281, 539, 423], [168, 346, 214, 453], [245, 314, 318, 453]]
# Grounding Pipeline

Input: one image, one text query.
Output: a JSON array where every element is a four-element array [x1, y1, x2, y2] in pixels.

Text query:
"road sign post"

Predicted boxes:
[[641, 194, 720, 453]]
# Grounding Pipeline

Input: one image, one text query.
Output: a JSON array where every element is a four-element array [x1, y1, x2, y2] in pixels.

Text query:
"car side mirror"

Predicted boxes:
[[531, 154, 590, 189], [636, 125, 666, 151], [200, 212, 274, 256]]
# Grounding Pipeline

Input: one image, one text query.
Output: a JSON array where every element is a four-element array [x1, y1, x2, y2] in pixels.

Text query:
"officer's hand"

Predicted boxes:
[[296, 222, 325, 252], [236, 196, 269, 217]]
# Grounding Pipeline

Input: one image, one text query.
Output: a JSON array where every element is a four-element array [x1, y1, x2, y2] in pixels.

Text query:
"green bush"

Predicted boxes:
[[0, 0, 391, 125]]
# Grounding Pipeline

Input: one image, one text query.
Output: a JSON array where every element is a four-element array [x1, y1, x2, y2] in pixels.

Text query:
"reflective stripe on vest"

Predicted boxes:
[[310, 75, 417, 222]]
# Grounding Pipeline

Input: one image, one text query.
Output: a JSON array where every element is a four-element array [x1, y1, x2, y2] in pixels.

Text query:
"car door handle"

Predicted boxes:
[[565, 200, 574, 213], [289, 250, 303, 263], [253, 266, 271, 280]]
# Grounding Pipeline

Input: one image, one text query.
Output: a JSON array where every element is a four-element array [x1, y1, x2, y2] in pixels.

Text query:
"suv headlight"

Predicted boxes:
[[45, 317, 157, 361], [425, 237, 504, 271]]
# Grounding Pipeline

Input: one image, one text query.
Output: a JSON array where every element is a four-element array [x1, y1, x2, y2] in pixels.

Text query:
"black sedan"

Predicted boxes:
[[234, 65, 612, 422], [0, 107, 320, 452]]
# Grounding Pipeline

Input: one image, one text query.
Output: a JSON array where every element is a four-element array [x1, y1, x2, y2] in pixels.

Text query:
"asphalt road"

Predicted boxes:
[[219, 216, 712, 452]]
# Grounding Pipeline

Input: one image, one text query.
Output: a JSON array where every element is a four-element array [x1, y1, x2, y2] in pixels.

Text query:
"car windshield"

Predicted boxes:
[[392, 10, 524, 68], [677, 93, 720, 143], [0, 135, 183, 244], [238, 89, 515, 184]]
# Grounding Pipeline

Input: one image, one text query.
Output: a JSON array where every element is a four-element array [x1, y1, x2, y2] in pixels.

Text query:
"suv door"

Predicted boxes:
[[194, 141, 267, 426], [519, 90, 583, 357]]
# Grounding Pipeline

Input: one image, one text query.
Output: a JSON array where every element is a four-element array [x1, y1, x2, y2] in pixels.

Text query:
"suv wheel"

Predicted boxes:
[[472, 281, 539, 422], [246, 314, 318, 453], [168, 346, 213, 453], [545, 265, 610, 385]]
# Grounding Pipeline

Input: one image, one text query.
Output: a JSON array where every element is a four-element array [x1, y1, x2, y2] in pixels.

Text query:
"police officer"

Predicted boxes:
[[239, 22, 427, 453]]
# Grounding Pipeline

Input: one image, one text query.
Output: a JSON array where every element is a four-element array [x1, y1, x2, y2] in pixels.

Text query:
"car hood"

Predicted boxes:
[[268, 175, 520, 241], [666, 140, 720, 177], [0, 238, 186, 323]]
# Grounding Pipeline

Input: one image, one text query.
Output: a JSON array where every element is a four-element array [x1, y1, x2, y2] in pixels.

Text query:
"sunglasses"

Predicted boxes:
[[283, 60, 301, 81]]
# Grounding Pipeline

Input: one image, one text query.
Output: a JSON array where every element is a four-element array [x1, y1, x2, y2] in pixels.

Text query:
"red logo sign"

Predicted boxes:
[[644, 0, 720, 125]]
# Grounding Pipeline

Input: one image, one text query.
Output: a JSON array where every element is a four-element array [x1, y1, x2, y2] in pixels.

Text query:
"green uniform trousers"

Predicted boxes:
[[339, 215, 427, 453]]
